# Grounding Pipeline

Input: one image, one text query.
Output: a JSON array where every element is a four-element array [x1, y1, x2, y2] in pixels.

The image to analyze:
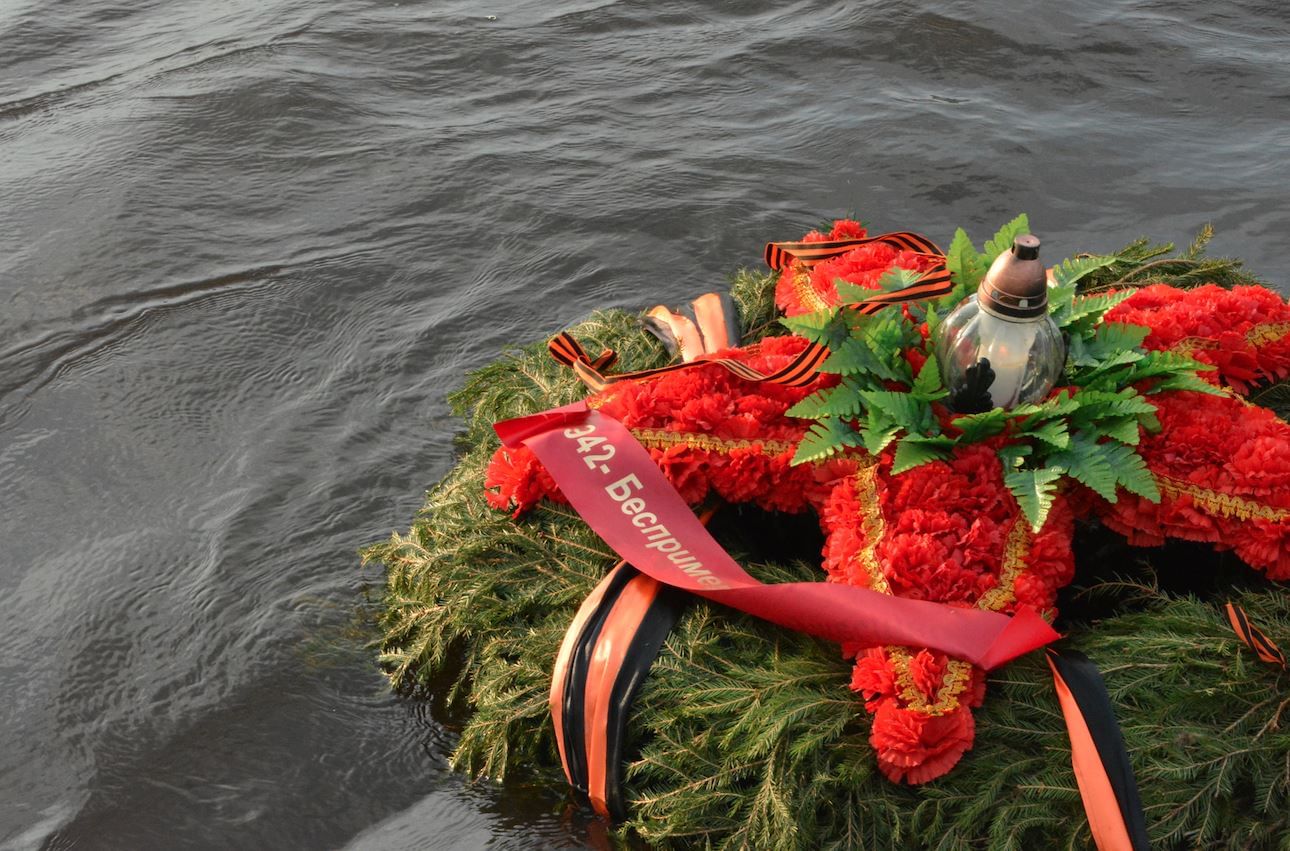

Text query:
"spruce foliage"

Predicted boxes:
[[363, 258, 1290, 849], [1075, 226, 1265, 292]]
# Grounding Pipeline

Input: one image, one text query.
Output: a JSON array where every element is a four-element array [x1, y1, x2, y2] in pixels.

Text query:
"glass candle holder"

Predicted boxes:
[[933, 234, 1066, 412]]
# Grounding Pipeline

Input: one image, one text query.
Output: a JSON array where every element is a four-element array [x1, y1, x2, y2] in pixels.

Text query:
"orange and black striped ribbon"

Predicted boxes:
[[548, 328, 831, 392], [1047, 648, 1149, 851], [548, 231, 951, 392], [762, 229, 942, 271], [550, 561, 688, 821], [550, 561, 633, 788], [551, 509, 717, 820], [1225, 602, 1286, 667]]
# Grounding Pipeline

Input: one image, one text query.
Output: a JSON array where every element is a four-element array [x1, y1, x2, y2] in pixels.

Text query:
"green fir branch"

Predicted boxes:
[[1076, 228, 1265, 292]]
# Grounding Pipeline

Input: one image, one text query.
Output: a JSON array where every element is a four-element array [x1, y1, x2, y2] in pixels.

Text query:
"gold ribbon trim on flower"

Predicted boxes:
[[628, 428, 799, 458], [1155, 474, 1290, 523], [849, 466, 1034, 717], [1166, 320, 1290, 356], [791, 269, 831, 314]]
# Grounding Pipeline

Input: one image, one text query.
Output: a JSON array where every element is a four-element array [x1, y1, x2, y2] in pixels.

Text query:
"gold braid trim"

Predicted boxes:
[[974, 519, 1032, 613], [889, 520, 1032, 717], [629, 428, 797, 457], [1156, 475, 1290, 523], [851, 466, 975, 716], [1167, 320, 1290, 355], [791, 267, 831, 313], [888, 652, 974, 718], [853, 465, 891, 594], [1249, 321, 1290, 347]]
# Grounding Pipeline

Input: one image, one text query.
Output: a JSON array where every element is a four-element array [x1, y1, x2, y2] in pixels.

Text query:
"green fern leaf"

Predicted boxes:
[[835, 279, 878, 304], [859, 415, 901, 455], [818, 381, 867, 417], [925, 304, 942, 337], [1092, 320, 1151, 352], [983, 213, 1031, 261], [819, 338, 892, 380], [784, 388, 831, 419], [1069, 390, 1156, 424], [1004, 466, 1064, 531], [1053, 290, 1137, 332], [1101, 441, 1160, 501], [1009, 390, 1081, 422], [911, 354, 948, 401], [1047, 284, 1076, 320], [1096, 416, 1142, 446], [1147, 373, 1226, 397], [1123, 349, 1215, 384], [859, 390, 932, 434], [891, 434, 953, 474], [875, 267, 922, 293], [863, 316, 917, 364], [951, 408, 1008, 442], [1022, 418, 1071, 450], [1073, 351, 1150, 390], [940, 227, 986, 308], [790, 418, 861, 465], [1068, 322, 1151, 367], [780, 309, 848, 348], [1049, 436, 1118, 502], [1049, 253, 1120, 289], [786, 382, 866, 419], [997, 443, 1033, 470]]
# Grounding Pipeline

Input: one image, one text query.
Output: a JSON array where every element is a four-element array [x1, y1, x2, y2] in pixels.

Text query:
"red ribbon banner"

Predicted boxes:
[[496, 402, 1059, 670]]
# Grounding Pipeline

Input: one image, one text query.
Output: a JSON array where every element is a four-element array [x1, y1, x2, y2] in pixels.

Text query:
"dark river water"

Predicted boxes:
[[1, 0, 1287, 848]]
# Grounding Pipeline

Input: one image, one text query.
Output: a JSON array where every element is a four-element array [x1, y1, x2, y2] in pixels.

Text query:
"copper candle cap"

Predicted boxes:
[[978, 234, 1047, 320]]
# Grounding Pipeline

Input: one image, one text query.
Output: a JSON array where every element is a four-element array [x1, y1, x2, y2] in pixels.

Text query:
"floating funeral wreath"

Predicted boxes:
[[366, 215, 1290, 849]]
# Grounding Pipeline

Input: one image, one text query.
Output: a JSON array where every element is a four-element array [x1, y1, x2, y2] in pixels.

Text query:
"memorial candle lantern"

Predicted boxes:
[[934, 234, 1066, 412]]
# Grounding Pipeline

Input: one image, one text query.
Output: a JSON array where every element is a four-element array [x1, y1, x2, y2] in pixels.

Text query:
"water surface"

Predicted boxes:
[[2, 0, 1287, 847]]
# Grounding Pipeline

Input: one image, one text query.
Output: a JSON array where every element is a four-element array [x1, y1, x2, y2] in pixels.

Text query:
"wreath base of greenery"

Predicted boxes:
[[363, 240, 1290, 850]]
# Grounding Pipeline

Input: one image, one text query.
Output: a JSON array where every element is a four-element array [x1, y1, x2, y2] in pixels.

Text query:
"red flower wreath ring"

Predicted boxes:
[[486, 218, 1290, 798]]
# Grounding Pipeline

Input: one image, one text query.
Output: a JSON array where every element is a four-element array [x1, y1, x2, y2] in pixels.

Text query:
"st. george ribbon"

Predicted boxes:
[[496, 401, 1059, 671]]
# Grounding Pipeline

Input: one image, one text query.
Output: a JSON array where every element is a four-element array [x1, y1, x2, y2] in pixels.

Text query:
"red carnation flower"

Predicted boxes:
[[908, 649, 947, 700], [850, 648, 897, 712], [484, 446, 566, 516], [871, 701, 976, 784]]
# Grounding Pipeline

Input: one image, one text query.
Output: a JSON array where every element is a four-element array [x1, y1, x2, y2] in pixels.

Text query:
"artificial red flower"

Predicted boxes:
[[850, 648, 897, 712], [484, 446, 566, 516], [1108, 284, 1290, 393], [871, 701, 976, 784], [908, 650, 947, 700]]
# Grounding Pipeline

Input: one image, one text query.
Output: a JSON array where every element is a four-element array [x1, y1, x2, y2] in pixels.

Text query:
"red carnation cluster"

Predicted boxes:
[[773, 219, 936, 318], [850, 646, 983, 782], [820, 446, 1075, 782], [486, 336, 845, 516], [1093, 389, 1290, 578], [599, 335, 825, 448], [1108, 284, 1290, 393], [485, 444, 566, 517], [869, 696, 977, 784]]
